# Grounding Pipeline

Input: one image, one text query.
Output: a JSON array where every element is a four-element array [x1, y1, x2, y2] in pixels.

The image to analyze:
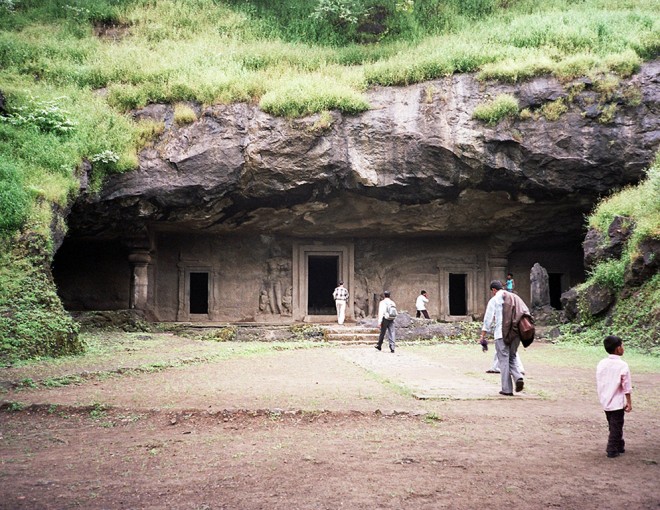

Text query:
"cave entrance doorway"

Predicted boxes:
[[307, 256, 338, 316], [449, 273, 467, 316], [293, 243, 354, 322], [549, 273, 563, 309], [189, 272, 209, 315]]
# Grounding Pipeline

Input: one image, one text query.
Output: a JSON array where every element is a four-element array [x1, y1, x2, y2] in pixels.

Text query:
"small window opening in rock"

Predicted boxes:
[[189, 272, 209, 314], [449, 273, 467, 316], [549, 273, 563, 310], [307, 256, 338, 315]]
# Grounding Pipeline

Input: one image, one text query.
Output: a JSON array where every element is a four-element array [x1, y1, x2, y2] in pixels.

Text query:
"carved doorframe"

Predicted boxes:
[[176, 260, 219, 321], [437, 256, 480, 321], [292, 242, 354, 322]]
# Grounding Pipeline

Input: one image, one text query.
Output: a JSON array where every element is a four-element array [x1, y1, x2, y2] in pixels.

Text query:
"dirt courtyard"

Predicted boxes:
[[1, 333, 659, 509]]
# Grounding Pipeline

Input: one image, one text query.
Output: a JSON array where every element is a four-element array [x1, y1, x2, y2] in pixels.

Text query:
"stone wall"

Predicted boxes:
[[55, 231, 584, 322]]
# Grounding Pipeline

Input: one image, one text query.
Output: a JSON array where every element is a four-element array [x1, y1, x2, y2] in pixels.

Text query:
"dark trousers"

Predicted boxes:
[[605, 409, 625, 454], [377, 319, 395, 351], [416, 310, 430, 319]]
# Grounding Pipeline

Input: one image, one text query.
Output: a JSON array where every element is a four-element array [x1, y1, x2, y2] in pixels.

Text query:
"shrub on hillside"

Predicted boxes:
[[0, 234, 83, 364], [0, 161, 30, 238]]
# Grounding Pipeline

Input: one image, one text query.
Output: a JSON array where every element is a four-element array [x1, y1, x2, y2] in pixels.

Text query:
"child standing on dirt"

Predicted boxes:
[[596, 335, 632, 458]]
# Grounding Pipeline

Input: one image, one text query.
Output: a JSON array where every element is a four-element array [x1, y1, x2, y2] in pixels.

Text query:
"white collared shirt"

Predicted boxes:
[[481, 289, 505, 339]]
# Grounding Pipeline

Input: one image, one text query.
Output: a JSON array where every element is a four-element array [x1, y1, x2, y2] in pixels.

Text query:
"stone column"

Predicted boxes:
[[129, 250, 151, 310], [487, 256, 508, 286]]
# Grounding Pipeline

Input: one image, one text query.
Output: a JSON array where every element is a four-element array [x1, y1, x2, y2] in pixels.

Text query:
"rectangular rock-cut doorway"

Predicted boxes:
[[292, 242, 354, 322], [449, 273, 467, 316], [189, 272, 209, 314], [307, 255, 338, 316]]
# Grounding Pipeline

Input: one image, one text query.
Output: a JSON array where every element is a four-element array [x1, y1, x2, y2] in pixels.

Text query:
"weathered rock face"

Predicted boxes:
[[583, 216, 635, 269], [68, 61, 660, 254]]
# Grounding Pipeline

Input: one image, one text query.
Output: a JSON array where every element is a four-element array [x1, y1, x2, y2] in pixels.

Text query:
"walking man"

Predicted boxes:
[[479, 280, 524, 396], [415, 290, 430, 319], [332, 281, 349, 325], [376, 291, 397, 353]]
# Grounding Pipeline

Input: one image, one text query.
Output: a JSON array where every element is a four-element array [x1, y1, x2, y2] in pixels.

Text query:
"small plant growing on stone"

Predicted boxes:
[[472, 94, 519, 125], [202, 327, 237, 342], [598, 103, 617, 124], [135, 120, 165, 147], [539, 98, 568, 121], [173, 103, 197, 126], [309, 110, 334, 133]]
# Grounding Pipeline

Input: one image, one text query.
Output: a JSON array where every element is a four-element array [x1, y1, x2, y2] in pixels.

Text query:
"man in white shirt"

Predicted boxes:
[[415, 290, 430, 319], [375, 291, 396, 353], [479, 280, 524, 396], [332, 281, 349, 325]]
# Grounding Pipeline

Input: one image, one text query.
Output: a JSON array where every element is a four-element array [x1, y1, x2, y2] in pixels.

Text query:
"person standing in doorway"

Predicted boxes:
[[415, 290, 430, 319], [505, 273, 515, 293], [332, 281, 349, 325], [478, 280, 524, 396], [376, 291, 397, 353]]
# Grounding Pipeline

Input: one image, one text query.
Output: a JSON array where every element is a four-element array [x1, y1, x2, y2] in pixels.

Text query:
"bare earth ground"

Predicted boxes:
[[1, 333, 659, 510]]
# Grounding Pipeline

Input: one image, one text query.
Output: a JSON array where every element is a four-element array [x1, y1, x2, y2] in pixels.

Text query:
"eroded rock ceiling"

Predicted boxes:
[[68, 61, 660, 252]]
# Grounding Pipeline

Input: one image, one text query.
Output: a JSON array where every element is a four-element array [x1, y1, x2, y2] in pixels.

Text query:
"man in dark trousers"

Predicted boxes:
[[375, 291, 397, 353]]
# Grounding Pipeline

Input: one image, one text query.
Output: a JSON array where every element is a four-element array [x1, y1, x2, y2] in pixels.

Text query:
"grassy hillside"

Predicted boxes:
[[558, 156, 659, 354], [0, 0, 658, 362]]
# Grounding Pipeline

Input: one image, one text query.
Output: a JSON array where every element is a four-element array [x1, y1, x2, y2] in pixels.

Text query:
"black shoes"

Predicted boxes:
[[499, 391, 514, 396], [390, 349, 395, 353], [375, 345, 381, 351], [607, 452, 620, 458], [515, 378, 524, 392]]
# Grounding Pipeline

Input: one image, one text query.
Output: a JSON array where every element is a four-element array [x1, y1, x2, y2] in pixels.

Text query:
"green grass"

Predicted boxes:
[[0, 0, 659, 360], [588, 156, 660, 241], [472, 93, 519, 125]]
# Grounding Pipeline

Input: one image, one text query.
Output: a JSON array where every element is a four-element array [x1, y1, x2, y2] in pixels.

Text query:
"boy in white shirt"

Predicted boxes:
[[596, 335, 632, 458]]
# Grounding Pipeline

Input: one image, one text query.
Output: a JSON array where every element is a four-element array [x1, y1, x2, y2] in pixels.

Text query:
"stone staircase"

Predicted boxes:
[[322, 324, 380, 345]]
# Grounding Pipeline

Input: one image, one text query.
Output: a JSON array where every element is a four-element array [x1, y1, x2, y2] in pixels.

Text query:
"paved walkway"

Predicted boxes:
[[340, 347, 536, 400]]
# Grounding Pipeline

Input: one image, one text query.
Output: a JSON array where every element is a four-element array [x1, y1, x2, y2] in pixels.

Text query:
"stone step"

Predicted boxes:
[[325, 333, 380, 343]]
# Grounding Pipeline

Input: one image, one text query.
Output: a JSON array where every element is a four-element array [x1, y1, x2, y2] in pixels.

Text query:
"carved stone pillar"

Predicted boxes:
[[129, 250, 151, 310], [488, 256, 508, 286]]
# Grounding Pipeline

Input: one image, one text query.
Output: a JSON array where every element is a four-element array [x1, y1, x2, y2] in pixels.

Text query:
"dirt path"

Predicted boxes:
[[1, 337, 659, 509]]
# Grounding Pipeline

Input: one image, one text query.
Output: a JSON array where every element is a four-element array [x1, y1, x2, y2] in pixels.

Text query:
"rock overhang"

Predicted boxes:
[[66, 61, 660, 251]]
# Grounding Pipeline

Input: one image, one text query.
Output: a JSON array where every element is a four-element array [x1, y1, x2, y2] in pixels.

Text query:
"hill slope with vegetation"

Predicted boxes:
[[0, 0, 658, 362], [559, 156, 659, 354]]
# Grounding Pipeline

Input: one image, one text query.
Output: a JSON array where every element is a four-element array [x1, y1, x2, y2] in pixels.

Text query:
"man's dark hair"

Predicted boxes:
[[383, 290, 391, 297], [603, 335, 623, 354], [421, 290, 426, 295], [338, 280, 344, 285], [490, 280, 503, 290]]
